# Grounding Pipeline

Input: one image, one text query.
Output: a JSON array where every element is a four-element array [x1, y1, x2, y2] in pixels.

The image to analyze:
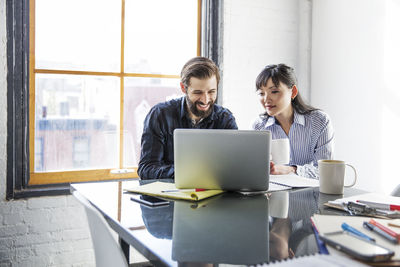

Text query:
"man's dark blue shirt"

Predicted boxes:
[[138, 96, 238, 179]]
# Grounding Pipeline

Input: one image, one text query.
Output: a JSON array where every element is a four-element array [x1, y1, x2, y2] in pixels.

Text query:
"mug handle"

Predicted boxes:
[[344, 164, 357, 187]]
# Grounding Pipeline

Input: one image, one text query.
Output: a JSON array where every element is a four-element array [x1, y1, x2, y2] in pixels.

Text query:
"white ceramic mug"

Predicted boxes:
[[318, 160, 357, 194], [270, 138, 290, 165]]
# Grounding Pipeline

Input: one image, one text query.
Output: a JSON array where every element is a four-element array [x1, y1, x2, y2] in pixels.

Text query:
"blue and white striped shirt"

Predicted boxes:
[[252, 110, 334, 179]]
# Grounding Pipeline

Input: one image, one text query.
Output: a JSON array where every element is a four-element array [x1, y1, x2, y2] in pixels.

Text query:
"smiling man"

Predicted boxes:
[[138, 57, 238, 179]]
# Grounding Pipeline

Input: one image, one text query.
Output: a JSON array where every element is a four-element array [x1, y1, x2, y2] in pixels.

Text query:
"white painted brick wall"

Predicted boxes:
[[223, 0, 312, 129], [0, 1, 95, 266], [0, 197, 95, 267]]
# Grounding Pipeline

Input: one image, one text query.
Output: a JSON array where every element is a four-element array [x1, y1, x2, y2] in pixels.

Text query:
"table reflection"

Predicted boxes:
[[171, 194, 269, 265]]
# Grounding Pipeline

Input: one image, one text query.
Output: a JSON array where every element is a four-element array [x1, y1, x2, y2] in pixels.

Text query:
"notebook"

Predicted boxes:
[[174, 129, 271, 191]]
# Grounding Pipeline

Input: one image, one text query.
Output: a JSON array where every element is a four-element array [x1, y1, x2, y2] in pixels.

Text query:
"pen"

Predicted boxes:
[[388, 222, 400, 229], [369, 219, 400, 242], [356, 200, 400, 211], [363, 222, 398, 244], [341, 222, 376, 242], [161, 189, 206, 193]]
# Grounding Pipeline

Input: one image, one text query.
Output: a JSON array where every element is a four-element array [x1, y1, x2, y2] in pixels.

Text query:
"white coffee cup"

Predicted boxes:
[[318, 160, 357, 194], [270, 138, 290, 165]]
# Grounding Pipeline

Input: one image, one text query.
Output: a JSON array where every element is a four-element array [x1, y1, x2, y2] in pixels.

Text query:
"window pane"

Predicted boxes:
[[123, 77, 183, 167], [124, 0, 198, 74], [35, 74, 120, 172], [35, 0, 121, 72]]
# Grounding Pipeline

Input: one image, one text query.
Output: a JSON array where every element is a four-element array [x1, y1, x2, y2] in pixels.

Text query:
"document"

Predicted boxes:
[[270, 174, 319, 188], [125, 181, 224, 201], [311, 214, 400, 261], [325, 193, 400, 218], [328, 192, 400, 206]]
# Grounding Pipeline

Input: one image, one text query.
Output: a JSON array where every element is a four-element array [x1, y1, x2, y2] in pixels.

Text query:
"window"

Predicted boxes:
[[7, 0, 221, 198], [29, 0, 200, 184]]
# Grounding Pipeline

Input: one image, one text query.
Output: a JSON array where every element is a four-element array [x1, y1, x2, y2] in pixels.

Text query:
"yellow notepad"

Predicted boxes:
[[125, 181, 224, 201]]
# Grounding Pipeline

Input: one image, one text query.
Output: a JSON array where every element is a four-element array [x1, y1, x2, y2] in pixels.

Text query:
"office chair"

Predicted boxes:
[[391, 184, 400, 197], [73, 191, 128, 267]]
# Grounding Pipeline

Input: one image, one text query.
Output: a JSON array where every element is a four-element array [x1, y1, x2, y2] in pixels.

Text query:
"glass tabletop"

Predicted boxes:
[[71, 179, 364, 266]]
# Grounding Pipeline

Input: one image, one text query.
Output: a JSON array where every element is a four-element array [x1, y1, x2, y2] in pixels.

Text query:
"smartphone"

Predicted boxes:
[[319, 231, 395, 262], [130, 194, 169, 207]]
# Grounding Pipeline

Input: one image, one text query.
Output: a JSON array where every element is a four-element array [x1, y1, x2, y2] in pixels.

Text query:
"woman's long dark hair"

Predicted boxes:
[[256, 64, 317, 118]]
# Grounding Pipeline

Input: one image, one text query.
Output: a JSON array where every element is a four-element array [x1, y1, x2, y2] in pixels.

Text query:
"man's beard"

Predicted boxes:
[[186, 95, 215, 119]]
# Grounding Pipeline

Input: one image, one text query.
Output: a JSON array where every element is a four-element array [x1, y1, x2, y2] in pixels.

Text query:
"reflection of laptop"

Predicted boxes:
[[174, 129, 271, 191], [172, 194, 269, 264]]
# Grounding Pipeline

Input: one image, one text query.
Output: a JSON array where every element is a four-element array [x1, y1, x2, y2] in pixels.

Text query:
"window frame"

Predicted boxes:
[[6, 0, 222, 199]]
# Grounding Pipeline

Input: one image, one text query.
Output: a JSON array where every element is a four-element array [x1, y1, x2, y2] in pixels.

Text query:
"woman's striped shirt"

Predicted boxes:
[[252, 110, 334, 179]]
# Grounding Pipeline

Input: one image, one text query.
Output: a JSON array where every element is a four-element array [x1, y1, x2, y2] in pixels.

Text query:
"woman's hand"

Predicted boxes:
[[270, 161, 296, 175]]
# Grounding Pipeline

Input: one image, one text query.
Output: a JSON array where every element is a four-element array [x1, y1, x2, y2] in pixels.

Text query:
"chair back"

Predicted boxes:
[[391, 185, 400, 197], [73, 191, 128, 267]]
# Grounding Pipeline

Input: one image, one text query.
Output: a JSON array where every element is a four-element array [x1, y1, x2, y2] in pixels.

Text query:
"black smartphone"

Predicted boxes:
[[319, 231, 395, 262], [130, 194, 169, 207]]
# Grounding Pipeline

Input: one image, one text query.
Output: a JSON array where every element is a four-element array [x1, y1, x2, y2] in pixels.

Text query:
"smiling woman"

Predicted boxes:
[[252, 64, 334, 179]]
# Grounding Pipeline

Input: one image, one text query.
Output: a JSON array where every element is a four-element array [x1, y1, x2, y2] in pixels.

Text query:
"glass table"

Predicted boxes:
[[71, 179, 364, 266]]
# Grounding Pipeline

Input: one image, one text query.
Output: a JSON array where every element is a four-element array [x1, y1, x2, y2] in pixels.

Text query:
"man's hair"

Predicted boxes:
[[180, 57, 220, 90]]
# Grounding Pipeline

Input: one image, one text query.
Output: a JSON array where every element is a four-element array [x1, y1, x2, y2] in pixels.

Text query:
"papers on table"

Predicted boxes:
[[267, 182, 291, 192], [270, 174, 319, 188], [325, 193, 400, 219], [125, 182, 224, 201], [125, 174, 318, 201], [328, 192, 400, 206]]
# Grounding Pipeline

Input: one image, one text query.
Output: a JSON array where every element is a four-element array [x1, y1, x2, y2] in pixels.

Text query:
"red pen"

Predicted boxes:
[[161, 188, 206, 193], [369, 219, 400, 242], [357, 200, 400, 211]]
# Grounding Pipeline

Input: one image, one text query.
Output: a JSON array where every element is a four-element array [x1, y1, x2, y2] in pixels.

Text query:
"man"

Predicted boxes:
[[138, 57, 238, 179]]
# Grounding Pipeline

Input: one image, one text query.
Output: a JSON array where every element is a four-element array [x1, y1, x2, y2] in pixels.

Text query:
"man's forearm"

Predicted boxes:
[[138, 162, 174, 179]]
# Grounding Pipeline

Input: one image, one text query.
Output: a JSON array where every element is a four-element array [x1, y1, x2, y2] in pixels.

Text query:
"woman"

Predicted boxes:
[[252, 64, 334, 178]]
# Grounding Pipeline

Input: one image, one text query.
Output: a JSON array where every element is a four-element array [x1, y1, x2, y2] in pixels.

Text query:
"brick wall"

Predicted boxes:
[[0, 1, 95, 266], [0, 197, 95, 266]]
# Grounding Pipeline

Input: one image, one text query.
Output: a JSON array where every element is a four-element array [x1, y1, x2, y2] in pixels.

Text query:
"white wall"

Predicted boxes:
[[223, 0, 312, 129], [311, 0, 400, 193], [0, 1, 95, 265]]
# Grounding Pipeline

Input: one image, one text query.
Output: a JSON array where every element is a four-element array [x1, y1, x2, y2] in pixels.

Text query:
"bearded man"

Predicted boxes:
[[138, 57, 238, 179]]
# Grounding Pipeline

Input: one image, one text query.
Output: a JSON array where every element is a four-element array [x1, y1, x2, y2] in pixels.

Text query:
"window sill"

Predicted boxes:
[[10, 184, 71, 200]]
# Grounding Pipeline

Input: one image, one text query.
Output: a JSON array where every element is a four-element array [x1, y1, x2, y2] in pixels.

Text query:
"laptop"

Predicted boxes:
[[174, 129, 271, 191]]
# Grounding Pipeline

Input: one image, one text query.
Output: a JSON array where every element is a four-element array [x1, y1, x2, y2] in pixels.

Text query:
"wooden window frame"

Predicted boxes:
[[6, 0, 222, 199]]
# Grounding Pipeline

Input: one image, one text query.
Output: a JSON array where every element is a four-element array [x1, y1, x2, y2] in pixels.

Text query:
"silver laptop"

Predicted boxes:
[[174, 129, 271, 191]]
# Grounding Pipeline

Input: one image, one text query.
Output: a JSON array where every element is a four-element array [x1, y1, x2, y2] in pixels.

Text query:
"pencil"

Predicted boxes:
[[388, 222, 400, 228]]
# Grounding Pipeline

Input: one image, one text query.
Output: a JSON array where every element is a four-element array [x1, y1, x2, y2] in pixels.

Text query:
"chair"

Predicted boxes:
[[391, 184, 400, 197], [73, 191, 128, 267]]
